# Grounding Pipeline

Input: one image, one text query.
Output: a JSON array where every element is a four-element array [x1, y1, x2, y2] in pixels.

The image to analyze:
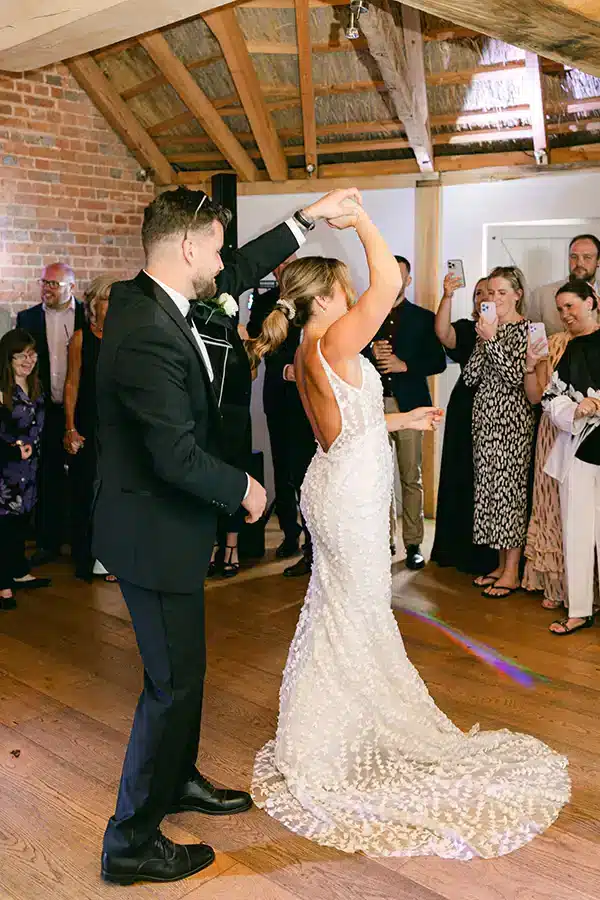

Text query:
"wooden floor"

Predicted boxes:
[[1, 522, 599, 900]]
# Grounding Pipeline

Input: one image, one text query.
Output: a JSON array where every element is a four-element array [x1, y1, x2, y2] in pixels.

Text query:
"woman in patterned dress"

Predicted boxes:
[[0, 328, 48, 609], [463, 267, 536, 598], [521, 290, 571, 610]]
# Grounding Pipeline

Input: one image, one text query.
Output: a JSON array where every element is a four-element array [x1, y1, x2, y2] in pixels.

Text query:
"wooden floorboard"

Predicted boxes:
[[1, 522, 599, 899]]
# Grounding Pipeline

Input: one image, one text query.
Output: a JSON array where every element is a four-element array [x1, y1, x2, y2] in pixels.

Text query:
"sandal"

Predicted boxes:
[[541, 597, 563, 610], [223, 544, 240, 578], [482, 584, 520, 599], [0, 589, 16, 610], [473, 573, 500, 588], [104, 574, 118, 583], [207, 544, 221, 578], [550, 616, 594, 636]]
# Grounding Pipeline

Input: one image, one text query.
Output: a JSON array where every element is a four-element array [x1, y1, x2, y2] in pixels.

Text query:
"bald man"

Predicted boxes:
[[17, 263, 86, 565]]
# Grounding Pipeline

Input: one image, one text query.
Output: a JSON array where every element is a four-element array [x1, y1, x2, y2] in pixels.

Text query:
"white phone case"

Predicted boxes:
[[480, 302, 496, 323], [447, 259, 466, 288]]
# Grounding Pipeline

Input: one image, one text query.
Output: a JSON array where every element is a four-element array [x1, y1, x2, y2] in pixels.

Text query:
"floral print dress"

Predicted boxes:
[[0, 387, 45, 518]]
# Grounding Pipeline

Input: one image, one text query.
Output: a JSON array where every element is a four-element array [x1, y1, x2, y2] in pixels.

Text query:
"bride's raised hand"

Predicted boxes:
[[326, 198, 365, 231]]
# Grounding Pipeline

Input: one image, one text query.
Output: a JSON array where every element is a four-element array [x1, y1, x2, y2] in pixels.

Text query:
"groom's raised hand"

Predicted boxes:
[[242, 476, 267, 524], [300, 188, 362, 223]]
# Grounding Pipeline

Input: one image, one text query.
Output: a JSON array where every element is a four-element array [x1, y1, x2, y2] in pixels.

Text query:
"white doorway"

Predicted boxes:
[[485, 219, 600, 292]]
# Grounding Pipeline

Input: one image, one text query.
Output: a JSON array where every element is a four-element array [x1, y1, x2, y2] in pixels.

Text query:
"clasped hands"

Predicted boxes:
[[372, 340, 407, 374], [574, 396, 600, 420]]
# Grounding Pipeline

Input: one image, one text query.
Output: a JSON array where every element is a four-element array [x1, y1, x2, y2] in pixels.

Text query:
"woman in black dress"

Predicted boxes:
[[0, 328, 49, 609], [63, 275, 114, 581], [431, 275, 498, 574]]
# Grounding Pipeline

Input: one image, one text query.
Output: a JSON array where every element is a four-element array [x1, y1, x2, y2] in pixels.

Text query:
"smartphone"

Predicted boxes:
[[480, 301, 496, 323], [528, 321, 548, 354], [447, 258, 466, 288]]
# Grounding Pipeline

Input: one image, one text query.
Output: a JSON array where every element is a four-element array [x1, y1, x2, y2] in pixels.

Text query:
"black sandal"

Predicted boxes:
[[549, 616, 594, 636], [473, 573, 499, 588], [223, 545, 240, 578], [207, 544, 221, 578]]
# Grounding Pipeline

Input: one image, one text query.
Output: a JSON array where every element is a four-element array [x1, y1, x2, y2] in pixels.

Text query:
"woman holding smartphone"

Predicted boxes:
[[463, 266, 536, 598], [431, 272, 498, 574]]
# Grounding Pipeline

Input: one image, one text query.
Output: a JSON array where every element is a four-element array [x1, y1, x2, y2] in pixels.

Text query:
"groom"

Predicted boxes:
[[94, 185, 360, 885]]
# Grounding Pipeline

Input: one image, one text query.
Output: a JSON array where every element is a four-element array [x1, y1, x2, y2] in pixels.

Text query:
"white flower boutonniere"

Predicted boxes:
[[216, 293, 238, 317]]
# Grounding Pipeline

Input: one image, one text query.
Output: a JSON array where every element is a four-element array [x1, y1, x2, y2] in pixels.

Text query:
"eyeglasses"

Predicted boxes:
[[184, 193, 208, 243], [39, 279, 72, 290], [13, 350, 38, 362]]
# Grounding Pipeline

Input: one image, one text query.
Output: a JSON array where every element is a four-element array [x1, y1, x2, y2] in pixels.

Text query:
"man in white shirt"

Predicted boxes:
[[524, 233, 600, 334], [95, 186, 362, 886], [17, 264, 86, 565]]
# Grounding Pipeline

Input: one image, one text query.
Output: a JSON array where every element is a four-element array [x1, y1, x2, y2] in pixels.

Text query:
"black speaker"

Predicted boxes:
[[211, 173, 238, 255]]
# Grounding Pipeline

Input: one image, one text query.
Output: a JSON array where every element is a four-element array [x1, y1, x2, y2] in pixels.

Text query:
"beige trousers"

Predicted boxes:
[[384, 397, 424, 548]]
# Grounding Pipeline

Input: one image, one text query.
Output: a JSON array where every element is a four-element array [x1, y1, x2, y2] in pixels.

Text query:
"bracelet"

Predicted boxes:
[[66, 428, 76, 434]]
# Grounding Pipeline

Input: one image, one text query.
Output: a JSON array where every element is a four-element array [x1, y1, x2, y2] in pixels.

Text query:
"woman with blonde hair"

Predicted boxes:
[[465, 266, 536, 598], [63, 274, 116, 581], [247, 205, 568, 859]]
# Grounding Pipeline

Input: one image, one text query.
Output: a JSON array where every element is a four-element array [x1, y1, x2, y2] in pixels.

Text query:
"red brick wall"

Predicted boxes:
[[0, 64, 155, 316]]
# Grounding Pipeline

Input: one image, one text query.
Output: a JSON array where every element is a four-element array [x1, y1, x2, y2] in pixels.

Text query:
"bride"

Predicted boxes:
[[246, 200, 569, 860]]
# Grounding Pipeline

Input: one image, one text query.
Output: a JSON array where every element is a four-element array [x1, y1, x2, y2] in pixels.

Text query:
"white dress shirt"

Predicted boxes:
[[144, 272, 214, 381], [44, 299, 76, 404]]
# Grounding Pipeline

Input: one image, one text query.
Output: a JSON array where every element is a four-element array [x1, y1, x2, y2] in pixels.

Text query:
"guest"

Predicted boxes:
[[542, 282, 600, 634], [63, 275, 116, 582], [192, 299, 254, 578], [0, 329, 50, 609], [464, 266, 536, 598], [367, 256, 446, 569], [521, 286, 574, 609], [525, 233, 600, 334], [431, 274, 498, 574], [247, 262, 316, 577], [17, 263, 85, 565]]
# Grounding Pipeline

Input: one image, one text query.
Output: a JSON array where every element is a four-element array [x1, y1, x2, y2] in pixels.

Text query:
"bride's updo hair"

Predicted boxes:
[[246, 256, 355, 369]]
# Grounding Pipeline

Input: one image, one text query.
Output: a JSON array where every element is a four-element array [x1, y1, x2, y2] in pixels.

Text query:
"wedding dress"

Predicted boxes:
[[252, 342, 570, 859]]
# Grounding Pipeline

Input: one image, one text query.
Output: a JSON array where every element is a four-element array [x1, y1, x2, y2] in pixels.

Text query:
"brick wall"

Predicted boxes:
[[0, 63, 155, 316]]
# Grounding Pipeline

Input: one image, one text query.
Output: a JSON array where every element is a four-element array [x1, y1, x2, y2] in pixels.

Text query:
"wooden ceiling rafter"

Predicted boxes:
[[138, 31, 259, 181], [67, 53, 175, 185], [294, 0, 318, 173], [525, 50, 548, 164], [203, 6, 288, 181]]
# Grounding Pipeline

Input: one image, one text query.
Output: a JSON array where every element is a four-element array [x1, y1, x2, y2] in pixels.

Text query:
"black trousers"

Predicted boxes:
[[266, 409, 303, 544], [103, 579, 207, 854], [0, 515, 30, 590], [36, 403, 69, 554], [69, 436, 96, 575]]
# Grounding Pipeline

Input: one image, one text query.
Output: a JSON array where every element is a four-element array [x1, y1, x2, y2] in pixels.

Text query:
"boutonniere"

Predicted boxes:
[[208, 292, 238, 317]]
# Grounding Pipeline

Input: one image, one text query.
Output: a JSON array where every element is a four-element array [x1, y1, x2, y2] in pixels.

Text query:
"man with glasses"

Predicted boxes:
[[17, 263, 85, 565]]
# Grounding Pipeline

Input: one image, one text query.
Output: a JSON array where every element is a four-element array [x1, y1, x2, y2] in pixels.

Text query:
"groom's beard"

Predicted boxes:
[[193, 273, 217, 301]]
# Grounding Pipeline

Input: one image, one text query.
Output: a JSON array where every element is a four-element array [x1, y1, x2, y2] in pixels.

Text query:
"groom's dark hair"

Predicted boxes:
[[142, 187, 232, 254]]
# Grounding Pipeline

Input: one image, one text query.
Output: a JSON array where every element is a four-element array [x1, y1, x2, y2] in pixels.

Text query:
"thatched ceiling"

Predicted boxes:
[[65, 0, 600, 191]]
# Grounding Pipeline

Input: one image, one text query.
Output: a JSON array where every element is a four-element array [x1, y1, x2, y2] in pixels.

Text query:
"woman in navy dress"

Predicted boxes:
[[0, 328, 48, 609], [431, 275, 498, 574]]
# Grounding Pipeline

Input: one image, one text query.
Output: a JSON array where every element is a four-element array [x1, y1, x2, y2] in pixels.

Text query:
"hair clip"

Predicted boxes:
[[276, 299, 296, 320]]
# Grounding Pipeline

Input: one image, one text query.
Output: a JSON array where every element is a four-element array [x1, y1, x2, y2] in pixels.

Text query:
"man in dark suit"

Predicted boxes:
[[94, 185, 361, 885], [247, 266, 316, 576], [367, 256, 446, 570], [17, 263, 85, 564]]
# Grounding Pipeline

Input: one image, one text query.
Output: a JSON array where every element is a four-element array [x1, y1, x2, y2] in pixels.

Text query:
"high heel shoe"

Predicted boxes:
[[223, 545, 240, 578], [207, 544, 221, 578]]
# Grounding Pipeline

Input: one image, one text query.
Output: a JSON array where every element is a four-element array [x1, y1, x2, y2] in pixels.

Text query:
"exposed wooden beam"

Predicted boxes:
[[120, 54, 223, 101], [402, 6, 433, 169], [67, 53, 175, 185], [294, 0, 317, 173], [245, 38, 369, 54], [551, 143, 600, 163], [139, 31, 259, 182], [389, 0, 600, 78], [317, 159, 420, 178], [360, 0, 433, 172], [435, 150, 535, 171], [203, 7, 288, 181], [525, 51, 548, 164]]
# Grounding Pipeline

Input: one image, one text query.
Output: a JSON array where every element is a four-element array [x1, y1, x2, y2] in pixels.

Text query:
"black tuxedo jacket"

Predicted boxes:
[[17, 301, 86, 400], [92, 221, 299, 593]]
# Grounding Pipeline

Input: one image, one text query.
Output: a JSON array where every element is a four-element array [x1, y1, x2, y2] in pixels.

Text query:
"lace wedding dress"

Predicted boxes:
[[252, 343, 570, 859]]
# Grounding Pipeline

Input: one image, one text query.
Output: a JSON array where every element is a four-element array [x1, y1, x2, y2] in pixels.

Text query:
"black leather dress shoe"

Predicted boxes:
[[284, 555, 311, 577], [168, 773, 253, 816], [405, 545, 425, 570], [276, 537, 300, 559], [101, 833, 215, 885], [12, 576, 52, 591]]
